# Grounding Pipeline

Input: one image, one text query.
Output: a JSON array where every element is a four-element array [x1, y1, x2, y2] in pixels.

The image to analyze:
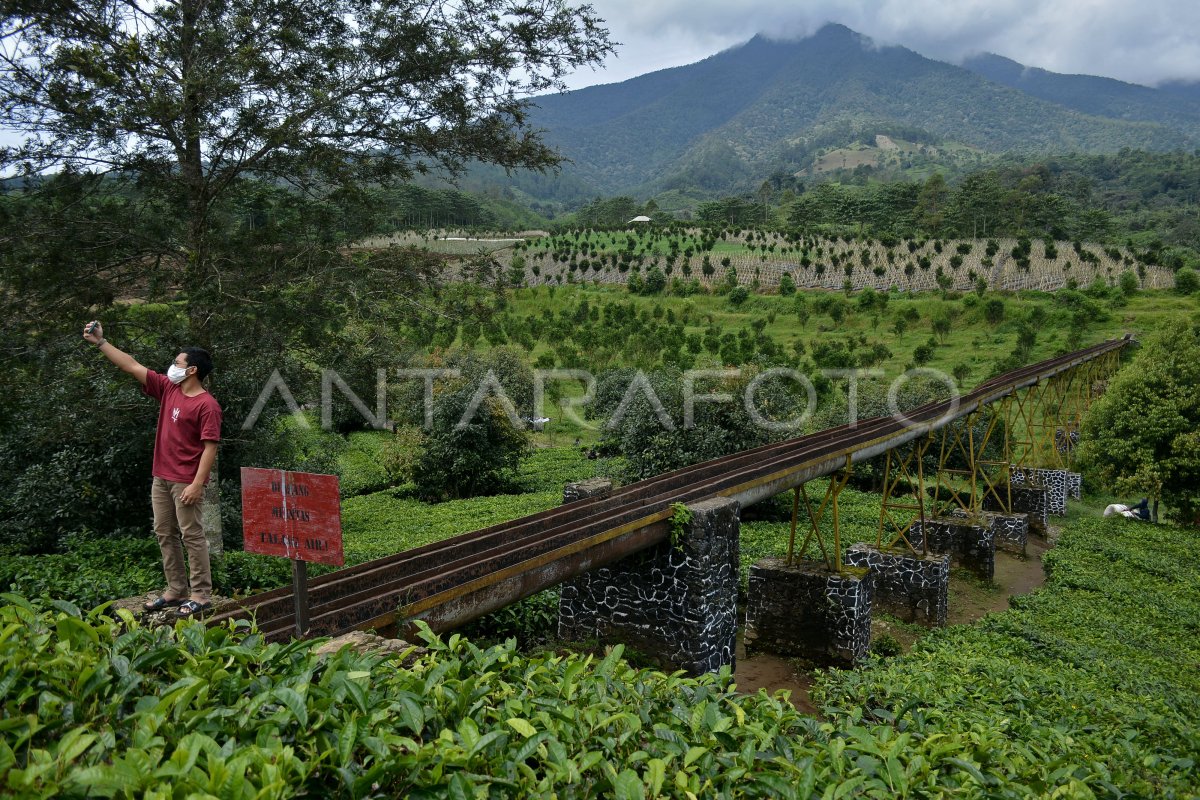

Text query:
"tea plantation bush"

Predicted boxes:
[[0, 535, 310, 608], [815, 516, 1200, 797], [2, 513, 1198, 797]]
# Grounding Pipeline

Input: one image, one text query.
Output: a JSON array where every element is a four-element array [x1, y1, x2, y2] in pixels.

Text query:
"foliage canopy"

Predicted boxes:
[[1, 0, 612, 338], [1078, 323, 1200, 525]]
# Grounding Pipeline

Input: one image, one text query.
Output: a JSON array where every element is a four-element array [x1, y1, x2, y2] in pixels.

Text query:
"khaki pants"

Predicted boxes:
[[151, 477, 212, 603]]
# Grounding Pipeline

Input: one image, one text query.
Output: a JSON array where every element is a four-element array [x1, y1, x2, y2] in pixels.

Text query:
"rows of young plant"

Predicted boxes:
[[3, 513, 1196, 797], [475, 279, 1152, 385], [498, 228, 1179, 294]]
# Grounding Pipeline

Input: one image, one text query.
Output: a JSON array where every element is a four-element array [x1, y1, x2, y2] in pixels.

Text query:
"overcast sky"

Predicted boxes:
[[563, 0, 1200, 90]]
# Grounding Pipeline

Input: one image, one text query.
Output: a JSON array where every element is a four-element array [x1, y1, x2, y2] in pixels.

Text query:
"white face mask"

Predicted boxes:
[[167, 364, 190, 384]]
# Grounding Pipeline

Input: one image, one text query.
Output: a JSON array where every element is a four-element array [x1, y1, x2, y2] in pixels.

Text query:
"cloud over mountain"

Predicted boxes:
[[572, 0, 1200, 90]]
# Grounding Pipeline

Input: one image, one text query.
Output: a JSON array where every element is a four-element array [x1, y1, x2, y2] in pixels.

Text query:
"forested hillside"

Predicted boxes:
[[509, 24, 1197, 202], [961, 52, 1200, 135]]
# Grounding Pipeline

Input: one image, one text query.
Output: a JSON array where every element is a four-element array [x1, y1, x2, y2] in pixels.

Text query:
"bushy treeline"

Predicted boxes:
[[567, 196, 670, 228], [785, 155, 1200, 264], [379, 183, 548, 231]]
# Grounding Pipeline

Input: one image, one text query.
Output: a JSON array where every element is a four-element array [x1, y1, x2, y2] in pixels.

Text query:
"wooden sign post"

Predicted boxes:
[[241, 467, 344, 636]]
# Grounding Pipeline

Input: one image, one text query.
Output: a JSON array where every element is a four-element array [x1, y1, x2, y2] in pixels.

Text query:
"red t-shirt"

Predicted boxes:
[[141, 370, 223, 484]]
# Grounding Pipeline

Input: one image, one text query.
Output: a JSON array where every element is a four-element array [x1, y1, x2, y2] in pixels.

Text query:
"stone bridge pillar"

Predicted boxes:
[[743, 560, 873, 665], [950, 508, 1029, 556], [557, 480, 740, 676], [844, 545, 949, 627], [985, 484, 1050, 536], [909, 517, 996, 581], [1009, 467, 1081, 517]]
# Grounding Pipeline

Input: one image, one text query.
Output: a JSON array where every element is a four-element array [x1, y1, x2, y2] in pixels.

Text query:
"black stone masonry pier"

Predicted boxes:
[[1010, 467, 1081, 517], [950, 508, 1029, 556], [985, 484, 1050, 536], [844, 545, 949, 627], [557, 481, 740, 676], [743, 560, 873, 666], [908, 517, 996, 581]]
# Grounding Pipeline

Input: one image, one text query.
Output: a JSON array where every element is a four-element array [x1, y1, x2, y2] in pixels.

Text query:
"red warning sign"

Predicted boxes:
[[241, 467, 344, 566]]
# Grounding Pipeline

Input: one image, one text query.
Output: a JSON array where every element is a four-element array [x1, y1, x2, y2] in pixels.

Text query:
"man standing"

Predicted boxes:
[[83, 321, 222, 617]]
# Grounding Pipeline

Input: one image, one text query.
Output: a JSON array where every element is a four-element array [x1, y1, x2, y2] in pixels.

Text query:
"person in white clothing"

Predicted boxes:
[[1103, 498, 1150, 521]]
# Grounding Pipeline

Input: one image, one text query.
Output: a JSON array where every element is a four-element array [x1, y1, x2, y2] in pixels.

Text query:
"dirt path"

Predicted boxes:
[[947, 536, 1050, 626], [733, 631, 819, 714], [732, 536, 1051, 711]]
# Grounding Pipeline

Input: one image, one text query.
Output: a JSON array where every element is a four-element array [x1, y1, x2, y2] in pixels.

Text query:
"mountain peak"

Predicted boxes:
[[812, 22, 857, 38], [741, 23, 869, 53], [523, 21, 1197, 199], [961, 52, 1027, 83]]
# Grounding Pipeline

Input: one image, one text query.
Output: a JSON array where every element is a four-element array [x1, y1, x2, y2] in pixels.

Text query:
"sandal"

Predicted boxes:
[[143, 596, 183, 612], [175, 600, 212, 618]]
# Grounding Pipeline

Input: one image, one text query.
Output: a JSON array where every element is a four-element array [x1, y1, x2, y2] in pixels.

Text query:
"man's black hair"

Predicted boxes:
[[180, 347, 213, 381]]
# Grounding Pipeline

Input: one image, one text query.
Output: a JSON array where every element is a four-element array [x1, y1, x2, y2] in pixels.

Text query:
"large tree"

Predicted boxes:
[[1077, 323, 1200, 525], [1, 0, 612, 339], [1, 0, 610, 554]]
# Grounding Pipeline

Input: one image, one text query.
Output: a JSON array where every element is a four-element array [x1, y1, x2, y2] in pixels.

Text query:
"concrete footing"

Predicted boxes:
[[558, 480, 740, 676], [909, 517, 995, 581], [743, 559, 873, 666], [845, 544, 949, 627]]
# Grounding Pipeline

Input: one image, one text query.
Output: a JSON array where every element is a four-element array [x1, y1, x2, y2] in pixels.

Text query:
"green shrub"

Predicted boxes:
[[1175, 267, 1199, 294], [642, 266, 667, 295], [1119, 269, 1139, 296], [982, 297, 1005, 324], [414, 396, 529, 500], [869, 633, 902, 657], [778, 273, 796, 296], [413, 356, 533, 501]]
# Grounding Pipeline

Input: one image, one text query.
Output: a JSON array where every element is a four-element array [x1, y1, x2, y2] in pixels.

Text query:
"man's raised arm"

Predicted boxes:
[[83, 320, 149, 386]]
